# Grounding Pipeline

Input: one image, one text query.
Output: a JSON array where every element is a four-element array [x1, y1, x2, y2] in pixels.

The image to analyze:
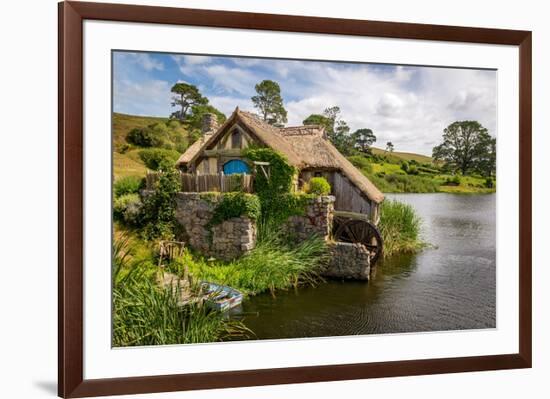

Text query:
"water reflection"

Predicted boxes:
[[241, 193, 496, 340]]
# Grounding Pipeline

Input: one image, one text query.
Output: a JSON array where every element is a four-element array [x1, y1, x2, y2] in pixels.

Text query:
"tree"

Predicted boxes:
[[185, 104, 227, 131], [251, 80, 288, 126], [352, 128, 377, 153], [170, 83, 207, 122], [432, 121, 495, 175], [386, 141, 394, 153], [303, 106, 354, 154], [303, 106, 342, 135], [332, 121, 354, 155], [302, 114, 333, 133], [475, 135, 496, 177]]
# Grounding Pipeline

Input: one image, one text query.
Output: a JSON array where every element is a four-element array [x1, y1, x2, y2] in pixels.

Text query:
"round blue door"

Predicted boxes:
[[223, 159, 250, 175]]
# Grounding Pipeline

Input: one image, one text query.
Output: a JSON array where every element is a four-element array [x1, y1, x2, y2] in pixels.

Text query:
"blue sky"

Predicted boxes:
[[113, 51, 496, 155]]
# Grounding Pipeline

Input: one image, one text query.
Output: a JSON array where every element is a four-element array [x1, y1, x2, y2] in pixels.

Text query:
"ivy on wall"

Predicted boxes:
[[243, 148, 314, 225], [242, 148, 296, 197], [210, 192, 261, 226]]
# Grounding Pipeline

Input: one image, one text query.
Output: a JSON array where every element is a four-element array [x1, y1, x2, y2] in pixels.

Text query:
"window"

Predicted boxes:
[[231, 129, 242, 148]]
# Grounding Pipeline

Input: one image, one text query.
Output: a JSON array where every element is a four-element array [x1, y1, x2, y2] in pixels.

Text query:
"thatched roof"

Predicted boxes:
[[177, 108, 384, 203], [279, 126, 385, 204], [176, 133, 213, 165]]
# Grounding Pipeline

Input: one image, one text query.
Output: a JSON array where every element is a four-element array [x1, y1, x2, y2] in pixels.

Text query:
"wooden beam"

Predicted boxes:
[[204, 148, 242, 157]]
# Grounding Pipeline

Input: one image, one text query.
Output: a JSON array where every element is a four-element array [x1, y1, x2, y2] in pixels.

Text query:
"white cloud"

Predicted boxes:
[[376, 93, 406, 117], [203, 65, 258, 95], [120, 53, 164, 71], [208, 96, 255, 117], [283, 64, 496, 155], [114, 79, 172, 116], [231, 58, 263, 67], [114, 52, 497, 155], [172, 55, 212, 66]]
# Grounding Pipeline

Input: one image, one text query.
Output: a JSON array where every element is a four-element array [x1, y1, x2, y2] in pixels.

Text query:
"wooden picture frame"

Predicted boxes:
[[58, 1, 532, 397]]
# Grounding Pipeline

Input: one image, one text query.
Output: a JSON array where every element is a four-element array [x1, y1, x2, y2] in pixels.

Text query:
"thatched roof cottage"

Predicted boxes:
[[177, 108, 384, 223]]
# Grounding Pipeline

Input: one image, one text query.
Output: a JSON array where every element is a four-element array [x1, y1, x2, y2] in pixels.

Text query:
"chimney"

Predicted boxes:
[[201, 113, 219, 134]]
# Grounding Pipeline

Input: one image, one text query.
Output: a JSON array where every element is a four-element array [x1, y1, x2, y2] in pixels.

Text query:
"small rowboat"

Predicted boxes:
[[200, 282, 243, 312]]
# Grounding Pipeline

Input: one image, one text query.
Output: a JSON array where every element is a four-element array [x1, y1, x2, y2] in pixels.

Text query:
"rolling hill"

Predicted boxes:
[[113, 113, 194, 179], [370, 147, 433, 164]]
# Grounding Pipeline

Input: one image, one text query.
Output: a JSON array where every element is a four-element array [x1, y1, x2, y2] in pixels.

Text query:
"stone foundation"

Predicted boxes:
[[322, 242, 371, 280], [173, 193, 370, 279], [174, 192, 256, 261], [211, 217, 256, 260], [284, 195, 334, 241]]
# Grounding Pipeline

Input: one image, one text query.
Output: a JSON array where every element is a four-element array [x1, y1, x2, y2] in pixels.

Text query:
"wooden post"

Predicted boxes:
[[195, 171, 199, 192]]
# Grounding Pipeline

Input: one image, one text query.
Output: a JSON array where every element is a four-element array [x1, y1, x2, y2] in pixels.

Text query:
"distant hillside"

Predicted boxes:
[[370, 147, 433, 164]]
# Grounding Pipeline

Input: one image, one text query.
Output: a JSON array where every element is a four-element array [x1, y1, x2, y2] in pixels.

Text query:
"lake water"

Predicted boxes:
[[241, 193, 496, 339]]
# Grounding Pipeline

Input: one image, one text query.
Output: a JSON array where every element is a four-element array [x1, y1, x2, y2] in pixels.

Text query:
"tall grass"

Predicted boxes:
[[112, 237, 250, 347], [379, 200, 425, 257], [173, 223, 330, 296]]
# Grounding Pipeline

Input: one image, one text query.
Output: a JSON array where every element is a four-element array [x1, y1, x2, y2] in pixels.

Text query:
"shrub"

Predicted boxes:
[[407, 164, 419, 175], [210, 193, 262, 226], [116, 143, 131, 154], [443, 174, 461, 186], [485, 177, 494, 188], [126, 126, 165, 148], [306, 177, 331, 195], [139, 167, 181, 240], [400, 160, 409, 173], [138, 148, 180, 171], [114, 193, 141, 223], [261, 193, 315, 226], [114, 176, 144, 198]]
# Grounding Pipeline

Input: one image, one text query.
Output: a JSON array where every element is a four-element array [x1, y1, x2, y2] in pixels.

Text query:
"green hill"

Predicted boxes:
[[370, 147, 433, 164], [113, 113, 170, 147], [112, 113, 196, 179]]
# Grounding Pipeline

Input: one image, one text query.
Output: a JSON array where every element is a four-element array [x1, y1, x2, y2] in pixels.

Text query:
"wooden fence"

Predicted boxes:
[[146, 171, 254, 193]]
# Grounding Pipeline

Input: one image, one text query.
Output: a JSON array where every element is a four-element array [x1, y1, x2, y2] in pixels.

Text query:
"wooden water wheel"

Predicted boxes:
[[332, 211, 383, 265]]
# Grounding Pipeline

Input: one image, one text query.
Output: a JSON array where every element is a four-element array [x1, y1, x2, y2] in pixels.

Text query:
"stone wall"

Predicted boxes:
[[284, 195, 335, 241], [174, 193, 256, 261], [211, 217, 256, 260], [322, 242, 371, 280], [173, 193, 371, 280]]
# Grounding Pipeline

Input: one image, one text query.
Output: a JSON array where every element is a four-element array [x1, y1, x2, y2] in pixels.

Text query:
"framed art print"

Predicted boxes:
[[58, 1, 532, 397]]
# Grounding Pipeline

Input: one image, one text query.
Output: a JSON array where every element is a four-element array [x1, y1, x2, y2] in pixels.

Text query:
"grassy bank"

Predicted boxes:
[[168, 226, 330, 296], [112, 220, 330, 346], [379, 200, 425, 258], [112, 235, 250, 346]]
